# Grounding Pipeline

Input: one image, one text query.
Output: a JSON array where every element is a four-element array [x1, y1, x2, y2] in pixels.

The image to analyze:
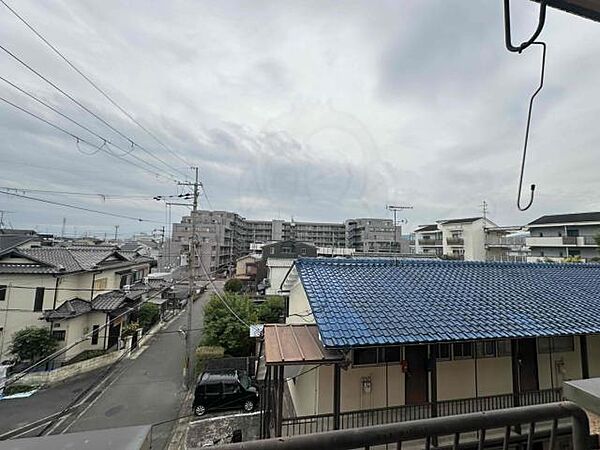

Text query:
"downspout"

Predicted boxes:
[[90, 272, 97, 301], [49, 276, 60, 334], [0, 283, 11, 357], [103, 314, 109, 350]]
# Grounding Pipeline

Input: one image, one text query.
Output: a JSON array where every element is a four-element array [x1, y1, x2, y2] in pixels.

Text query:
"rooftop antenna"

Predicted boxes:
[[386, 204, 413, 265]]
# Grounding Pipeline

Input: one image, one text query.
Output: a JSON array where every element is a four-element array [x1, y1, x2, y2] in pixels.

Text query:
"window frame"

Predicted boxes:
[[452, 342, 474, 359], [0, 285, 6, 302], [52, 330, 66, 341], [33, 287, 44, 312], [91, 324, 100, 345]]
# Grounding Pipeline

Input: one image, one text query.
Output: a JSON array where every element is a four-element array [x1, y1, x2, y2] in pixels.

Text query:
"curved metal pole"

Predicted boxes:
[[504, 0, 548, 53], [517, 42, 546, 211]]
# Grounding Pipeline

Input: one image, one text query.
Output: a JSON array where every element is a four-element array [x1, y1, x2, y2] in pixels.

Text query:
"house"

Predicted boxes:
[[259, 258, 600, 437], [413, 217, 527, 261], [255, 241, 317, 295], [42, 286, 145, 361], [526, 212, 600, 262], [235, 254, 260, 281], [0, 246, 152, 362], [0, 229, 40, 256]]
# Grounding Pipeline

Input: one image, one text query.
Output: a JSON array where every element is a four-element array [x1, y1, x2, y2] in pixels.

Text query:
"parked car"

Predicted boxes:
[[193, 370, 258, 416]]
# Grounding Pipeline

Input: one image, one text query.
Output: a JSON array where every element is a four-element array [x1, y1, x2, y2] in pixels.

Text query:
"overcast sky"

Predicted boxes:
[[1, 1, 599, 237]]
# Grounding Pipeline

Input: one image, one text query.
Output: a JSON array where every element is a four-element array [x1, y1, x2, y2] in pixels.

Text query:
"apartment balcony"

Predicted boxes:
[[418, 239, 443, 246], [282, 388, 561, 437], [446, 237, 464, 246], [527, 236, 599, 247]]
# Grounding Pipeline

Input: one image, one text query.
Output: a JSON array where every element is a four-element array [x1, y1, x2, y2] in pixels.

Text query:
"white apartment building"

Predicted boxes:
[[413, 217, 527, 261], [526, 212, 600, 262]]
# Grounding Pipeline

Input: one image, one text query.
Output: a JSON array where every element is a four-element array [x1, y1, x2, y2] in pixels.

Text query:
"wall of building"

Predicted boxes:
[[286, 364, 319, 416], [286, 282, 313, 325], [589, 335, 600, 377]]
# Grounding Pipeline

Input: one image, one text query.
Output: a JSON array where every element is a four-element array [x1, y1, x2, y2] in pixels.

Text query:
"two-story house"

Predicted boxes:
[[258, 258, 600, 438], [526, 212, 600, 262], [0, 246, 152, 363]]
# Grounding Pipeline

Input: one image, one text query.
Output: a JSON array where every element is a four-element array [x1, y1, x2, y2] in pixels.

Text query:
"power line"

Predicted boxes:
[[0, 95, 173, 182], [0, 185, 161, 200], [0, 0, 191, 169], [0, 189, 163, 223], [0, 43, 187, 180], [197, 250, 251, 328]]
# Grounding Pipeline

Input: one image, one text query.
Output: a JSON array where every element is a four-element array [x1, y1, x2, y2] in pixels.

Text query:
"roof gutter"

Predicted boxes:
[[278, 260, 298, 294]]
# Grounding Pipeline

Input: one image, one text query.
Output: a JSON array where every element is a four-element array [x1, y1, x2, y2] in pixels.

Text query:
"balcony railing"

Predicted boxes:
[[446, 237, 464, 245], [217, 401, 591, 450], [282, 388, 562, 437], [419, 239, 443, 246], [583, 236, 598, 246], [562, 236, 578, 245]]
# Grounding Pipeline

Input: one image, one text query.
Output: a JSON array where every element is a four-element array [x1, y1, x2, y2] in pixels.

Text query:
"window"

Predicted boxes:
[[538, 336, 574, 353], [353, 348, 378, 365], [0, 285, 6, 301], [223, 382, 240, 394], [94, 278, 108, 290], [91, 325, 100, 345], [437, 344, 451, 361], [380, 347, 401, 363], [476, 341, 496, 358], [52, 330, 66, 341], [452, 342, 473, 359], [497, 340, 512, 357], [205, 383, 221, 395], [33, 287, 44, 312], [301, 248, 307, 255], [567, 229, 580, 237]]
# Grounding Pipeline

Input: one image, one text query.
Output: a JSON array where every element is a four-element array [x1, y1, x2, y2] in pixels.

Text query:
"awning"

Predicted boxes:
[[263, 324, 344, 366]]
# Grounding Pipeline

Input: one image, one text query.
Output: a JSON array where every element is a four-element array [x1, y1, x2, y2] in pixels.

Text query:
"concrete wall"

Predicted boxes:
[[589, 335, 600, 377], [16, 348, 126, 385]]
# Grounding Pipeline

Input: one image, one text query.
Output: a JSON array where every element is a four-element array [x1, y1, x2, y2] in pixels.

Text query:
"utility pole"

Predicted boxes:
[[386, 205, 413, 253], [61, 217, 66, 238], [178, 167, 200, 389], [114, 224, 120, 242]]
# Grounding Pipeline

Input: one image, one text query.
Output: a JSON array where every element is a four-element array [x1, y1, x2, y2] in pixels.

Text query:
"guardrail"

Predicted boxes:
[[281, 388, 562, 436], [212, 402, 591, 450]]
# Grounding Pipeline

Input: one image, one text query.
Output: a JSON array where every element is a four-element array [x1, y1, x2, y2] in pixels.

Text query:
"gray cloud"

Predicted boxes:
[[1, 0, 600, 236]]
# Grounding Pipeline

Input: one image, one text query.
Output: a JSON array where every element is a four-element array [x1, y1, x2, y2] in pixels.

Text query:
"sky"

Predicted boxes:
[[0, 1, 599, 237]]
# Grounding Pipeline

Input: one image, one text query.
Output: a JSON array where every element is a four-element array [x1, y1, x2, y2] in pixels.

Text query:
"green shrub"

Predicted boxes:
[[3, 384, 39, 396], [224, 278, 243, 293], [201, 294, 257, 356], [258, 296, 285, 323], [138, 303, 160, 331], [121, 322, 140, 337], [10, 327, 58, 362]]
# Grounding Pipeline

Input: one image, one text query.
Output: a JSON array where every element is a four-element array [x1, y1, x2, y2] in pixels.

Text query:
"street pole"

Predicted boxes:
[[386, 205, 413, 253], [187, 167, 199, 389], [178, 167, 200, 389]]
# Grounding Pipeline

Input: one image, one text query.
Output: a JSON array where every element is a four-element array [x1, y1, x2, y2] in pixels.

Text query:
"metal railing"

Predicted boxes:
[[419, 239, 443, 246], [212, 402, 591, 450], [281, 388, 562, 436], [446, 237, 465, 245], [562, 236, 578, 245], [583, 236, 598, 246]]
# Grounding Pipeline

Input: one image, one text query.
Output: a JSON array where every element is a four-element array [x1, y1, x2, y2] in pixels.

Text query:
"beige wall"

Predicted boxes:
[[54, 310, 109, 361], [286, 282, 314, 325], [287, 337, 600, 418]]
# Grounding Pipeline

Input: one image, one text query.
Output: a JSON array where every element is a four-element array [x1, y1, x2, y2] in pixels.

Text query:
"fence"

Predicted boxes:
[[204, 356, 258, 378], [212, 401, 591, 450], [282, 388, 562, 436]]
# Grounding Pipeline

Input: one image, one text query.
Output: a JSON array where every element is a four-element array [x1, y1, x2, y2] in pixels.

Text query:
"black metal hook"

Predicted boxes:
[[516, 42, 546, 211], [504, 0, 547, 53]]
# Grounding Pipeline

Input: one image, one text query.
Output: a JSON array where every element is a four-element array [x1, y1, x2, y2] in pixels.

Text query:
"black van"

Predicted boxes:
[[193, 370, 258, 416]]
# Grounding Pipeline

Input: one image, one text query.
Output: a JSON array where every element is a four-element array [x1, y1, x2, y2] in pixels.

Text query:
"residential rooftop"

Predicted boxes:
[[294, 258, 600, 348], [528, 212, 600, 226]]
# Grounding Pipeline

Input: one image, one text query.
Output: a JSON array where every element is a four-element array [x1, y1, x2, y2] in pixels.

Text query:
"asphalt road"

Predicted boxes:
[[0, 368, 103, 436], [65, 284, 215, 449]]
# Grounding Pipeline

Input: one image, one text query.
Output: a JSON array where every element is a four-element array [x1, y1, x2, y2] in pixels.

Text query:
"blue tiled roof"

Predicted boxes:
[[295, 258, 600, 348]]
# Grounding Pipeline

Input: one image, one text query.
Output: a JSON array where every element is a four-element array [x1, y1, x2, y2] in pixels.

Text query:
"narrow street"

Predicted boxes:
[[0, 281, 220, 449]]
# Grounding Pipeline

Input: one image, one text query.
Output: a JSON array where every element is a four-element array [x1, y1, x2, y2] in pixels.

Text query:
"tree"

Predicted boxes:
[[224, 278, 243, 293], [257, 296, 285, 324], [10, 327, 58, 362], [201, 293, 257, 356], [138, 303, 160, 330], [563, 255, 583, 263]]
